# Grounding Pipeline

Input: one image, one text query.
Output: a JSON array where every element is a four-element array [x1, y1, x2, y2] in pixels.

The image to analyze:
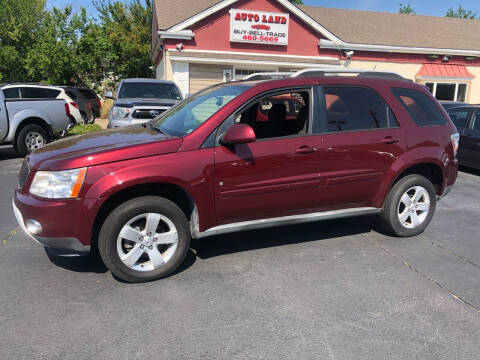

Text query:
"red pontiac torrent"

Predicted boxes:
[[13, 75, 459, 282]]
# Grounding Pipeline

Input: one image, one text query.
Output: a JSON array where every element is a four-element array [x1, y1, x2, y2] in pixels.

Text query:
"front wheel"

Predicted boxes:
[[380, 174, 436, 237], [98, 196, 190, 282]]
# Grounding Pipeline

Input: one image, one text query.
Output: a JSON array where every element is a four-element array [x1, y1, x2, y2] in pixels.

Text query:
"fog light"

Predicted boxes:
[[25, 219, 42, 235]]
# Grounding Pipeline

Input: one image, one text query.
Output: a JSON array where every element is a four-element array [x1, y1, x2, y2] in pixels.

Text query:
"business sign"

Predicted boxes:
[[229, 9, 289, 46]]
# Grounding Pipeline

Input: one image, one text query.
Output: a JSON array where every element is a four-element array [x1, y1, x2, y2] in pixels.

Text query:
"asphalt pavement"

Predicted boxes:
[[0, 145, 479, 359]]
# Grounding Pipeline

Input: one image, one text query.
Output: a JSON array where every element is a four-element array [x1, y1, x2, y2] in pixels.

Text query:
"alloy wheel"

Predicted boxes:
[[116, 213, 178, 271], [397, 186, 430, 229]]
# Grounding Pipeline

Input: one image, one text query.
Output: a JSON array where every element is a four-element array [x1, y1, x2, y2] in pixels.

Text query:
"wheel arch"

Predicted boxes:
[[91, 182, 196, 251], [14, 117, 53, 143], [392, 162, 444, 195]]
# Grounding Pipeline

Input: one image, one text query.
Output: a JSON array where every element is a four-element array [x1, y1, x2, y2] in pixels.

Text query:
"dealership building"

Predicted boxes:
[[152, 0, 480, 103]]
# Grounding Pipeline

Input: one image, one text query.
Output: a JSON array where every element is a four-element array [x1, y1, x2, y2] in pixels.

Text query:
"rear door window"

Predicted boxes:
[[20, 87, 47, 98], [321, 86, 398, 133], [392, 88, 446, 126], [448, 109, 470, 129], [20, 87, 60, 99]]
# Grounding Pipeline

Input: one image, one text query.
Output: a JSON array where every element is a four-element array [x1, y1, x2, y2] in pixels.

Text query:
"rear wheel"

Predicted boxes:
[[98, 196, 190, 282], [380, 174, 436, 237], [80, 112, 87, 125], [15, 124, 48, 157]]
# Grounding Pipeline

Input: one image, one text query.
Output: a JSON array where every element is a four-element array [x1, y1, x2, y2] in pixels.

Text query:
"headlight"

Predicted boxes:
[[110, 106, 131, 118], [30, 168, 87, 199]]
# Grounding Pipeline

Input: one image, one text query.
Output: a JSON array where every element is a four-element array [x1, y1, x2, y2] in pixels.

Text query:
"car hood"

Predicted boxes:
[[114, 98, 180, 107], [27, 126, 182, 171]]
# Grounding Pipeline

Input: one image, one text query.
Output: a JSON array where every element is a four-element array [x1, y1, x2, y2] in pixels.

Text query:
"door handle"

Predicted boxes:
[[380, 136, 399, 144], [295, 145, 318, 154]]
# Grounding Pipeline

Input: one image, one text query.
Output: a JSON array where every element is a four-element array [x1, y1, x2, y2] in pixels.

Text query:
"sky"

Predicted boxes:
[[47, 0, 480, 18]]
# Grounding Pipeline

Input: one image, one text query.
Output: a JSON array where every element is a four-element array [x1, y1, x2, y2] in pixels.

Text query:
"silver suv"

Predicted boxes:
[[106, 78, 183, 128]]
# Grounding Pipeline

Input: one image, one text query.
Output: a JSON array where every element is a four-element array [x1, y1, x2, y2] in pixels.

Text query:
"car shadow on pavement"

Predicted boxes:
[[0, 146, 21, 160], [45, 248, 109, 273], [44, 246, 198, 278], [42, 216, 387, 277], [191, 215, 386, 260]]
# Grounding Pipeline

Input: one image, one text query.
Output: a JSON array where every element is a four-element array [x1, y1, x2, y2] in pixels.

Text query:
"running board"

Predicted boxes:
[[191, 207, 381, 239]]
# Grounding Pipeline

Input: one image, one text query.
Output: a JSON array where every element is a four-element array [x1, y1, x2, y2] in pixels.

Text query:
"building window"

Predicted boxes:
[[234, 68, 275, 80], [425, 82, 468, 102]]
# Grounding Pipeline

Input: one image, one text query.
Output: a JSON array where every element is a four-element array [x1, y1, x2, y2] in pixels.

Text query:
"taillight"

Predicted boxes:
[[97, 99, 102, 108], [88, 102, 91, 110], [64, 103, 71, 118], [70, 102, 79, 109], [451, 133, 459, 158]]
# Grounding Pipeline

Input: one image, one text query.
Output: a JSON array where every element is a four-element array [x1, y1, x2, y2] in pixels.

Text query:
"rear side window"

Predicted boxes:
[[20, 87, 59, 99], [392, 88, 446, 126], [322, 86, 398, 133], [3, 87, 20, 99], [45, 89, 60, 98], [78, 88, 97, 100], [448, 109, 469, 129], [65, 90, 77, 100]]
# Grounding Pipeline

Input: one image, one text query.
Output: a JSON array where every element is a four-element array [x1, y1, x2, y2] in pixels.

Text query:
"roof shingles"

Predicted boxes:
[[154, 0, 480, 51]]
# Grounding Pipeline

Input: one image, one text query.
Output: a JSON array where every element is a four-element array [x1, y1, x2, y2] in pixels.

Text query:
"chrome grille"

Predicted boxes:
[[18, 160, 30, 188], [131, 109, 166, 120]]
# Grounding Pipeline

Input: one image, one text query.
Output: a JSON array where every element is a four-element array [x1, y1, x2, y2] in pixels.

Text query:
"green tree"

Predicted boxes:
[[93, 0, 153, 79], [24, 6, 90, 85], [0, 0, 45, 81], [288, 0, 303, 4], [445, 5, 477, 19], [399, 3, 415, 14]]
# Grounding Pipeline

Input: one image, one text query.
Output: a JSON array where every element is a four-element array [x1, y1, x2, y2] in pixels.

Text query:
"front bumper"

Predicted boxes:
[[12, 195, 91, 255]]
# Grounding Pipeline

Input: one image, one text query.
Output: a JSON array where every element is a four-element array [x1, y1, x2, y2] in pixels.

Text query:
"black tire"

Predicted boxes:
[[98, 196, 190, 283], [80, 112, 87, 125], [380, 174, 436, 237], [15, 124, 48, 157]]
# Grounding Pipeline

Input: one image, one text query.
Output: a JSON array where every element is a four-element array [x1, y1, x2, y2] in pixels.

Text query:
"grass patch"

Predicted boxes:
[[68, 124, 102, 136]]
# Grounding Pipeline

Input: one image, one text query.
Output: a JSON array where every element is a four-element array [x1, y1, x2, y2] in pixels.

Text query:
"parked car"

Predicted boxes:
[[13, 73, 459, 282], [106, 78, 183, 128], [0, 86, 72, 156], [2, 84, 83, 125], [439, 101, 468, 110], [447, 105, 480, 170], [76, 87, 102, 118], [62, 87, 94, 125]]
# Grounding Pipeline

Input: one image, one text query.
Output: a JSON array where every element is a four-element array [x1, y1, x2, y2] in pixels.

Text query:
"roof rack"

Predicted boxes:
[[241, 68, 411, 82], [292, 68, 410, 81], [242, 72, 293, 81]]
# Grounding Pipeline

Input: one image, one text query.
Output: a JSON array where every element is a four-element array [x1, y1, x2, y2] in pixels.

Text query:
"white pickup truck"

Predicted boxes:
[[0, 86, 72, 156]]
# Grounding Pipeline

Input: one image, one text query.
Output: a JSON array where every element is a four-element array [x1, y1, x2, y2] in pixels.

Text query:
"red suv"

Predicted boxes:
[[13, 76, 459, 282]]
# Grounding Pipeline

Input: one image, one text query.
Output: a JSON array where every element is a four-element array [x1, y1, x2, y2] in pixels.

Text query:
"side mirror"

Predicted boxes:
[[222, 123, 256, 145], [104, 91, 114, 99]]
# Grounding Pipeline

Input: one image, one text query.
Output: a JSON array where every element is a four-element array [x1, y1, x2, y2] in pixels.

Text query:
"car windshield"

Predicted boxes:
[[118, 82, 181, 100], [152, 83, 251, 137]]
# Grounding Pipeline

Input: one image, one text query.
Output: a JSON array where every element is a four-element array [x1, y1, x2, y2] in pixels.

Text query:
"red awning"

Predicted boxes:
[[417, 63, 475, 78]]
